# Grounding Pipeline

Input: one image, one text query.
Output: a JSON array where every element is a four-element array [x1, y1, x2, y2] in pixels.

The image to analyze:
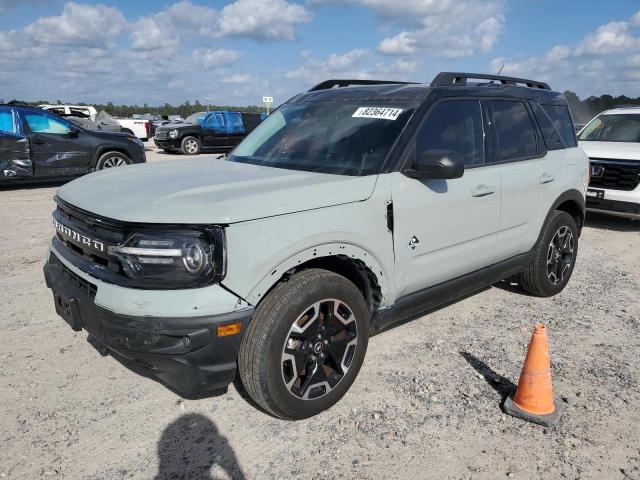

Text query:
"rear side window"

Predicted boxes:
[[488, 100, 538, 162], [542, 105, 576, 147], [0, 109, 18, 135], [415, 100, 484, 167]]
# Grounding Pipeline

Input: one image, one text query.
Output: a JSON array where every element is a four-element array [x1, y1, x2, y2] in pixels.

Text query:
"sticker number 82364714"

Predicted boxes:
[[352, 107, 403, 120]]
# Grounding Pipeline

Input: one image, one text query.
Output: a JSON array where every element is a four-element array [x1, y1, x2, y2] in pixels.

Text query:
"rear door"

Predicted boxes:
[[0, 107, 32, 178], [487, 99, 558, 258], [20, 110, 92, 177], [392, 99, 503, 297]]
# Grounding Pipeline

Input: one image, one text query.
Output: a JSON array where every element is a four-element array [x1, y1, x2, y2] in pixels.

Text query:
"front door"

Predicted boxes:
[[0, 107, 32, 178], [202, 112, 233, 149], [19, 110, 92, 177], [392, 99, 502, 298]]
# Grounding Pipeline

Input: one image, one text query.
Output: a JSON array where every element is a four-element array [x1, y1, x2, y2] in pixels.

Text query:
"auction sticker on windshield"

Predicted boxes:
[[352, 107, 403, 120]]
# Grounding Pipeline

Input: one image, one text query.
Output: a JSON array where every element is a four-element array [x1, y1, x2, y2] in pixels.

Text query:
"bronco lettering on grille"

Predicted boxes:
[[53, 218, 105, 253]]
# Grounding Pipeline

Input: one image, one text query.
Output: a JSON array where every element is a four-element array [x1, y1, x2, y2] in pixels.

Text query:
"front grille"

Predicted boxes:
[[53, 200, 126, 274], [587, 197, 640, 216], [154, 131, 168, 140], [49, 253, 97, 298], [589, 159, 640, 191]]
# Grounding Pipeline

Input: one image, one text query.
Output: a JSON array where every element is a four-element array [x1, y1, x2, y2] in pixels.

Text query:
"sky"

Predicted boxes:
[[1, 0, 639, 107]]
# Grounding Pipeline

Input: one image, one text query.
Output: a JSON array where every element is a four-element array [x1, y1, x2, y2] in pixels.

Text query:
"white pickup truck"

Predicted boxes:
[[39, 105, 150, 141]]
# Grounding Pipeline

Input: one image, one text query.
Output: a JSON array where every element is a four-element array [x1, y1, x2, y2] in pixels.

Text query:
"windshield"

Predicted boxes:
[[184, 112, 207, 124], [578, 113, 640, 143], [228, 101, 415, 176]]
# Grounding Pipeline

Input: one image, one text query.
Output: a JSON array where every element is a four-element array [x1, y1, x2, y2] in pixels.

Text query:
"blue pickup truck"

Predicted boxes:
[[153, 111, 265, 155]]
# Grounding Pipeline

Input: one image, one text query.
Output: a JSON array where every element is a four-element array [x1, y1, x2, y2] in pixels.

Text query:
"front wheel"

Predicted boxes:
[[95, 151, 131, 170], [238, 269, 369, 420], [181, 136, 201, 155], [520, 210, 579, 297]]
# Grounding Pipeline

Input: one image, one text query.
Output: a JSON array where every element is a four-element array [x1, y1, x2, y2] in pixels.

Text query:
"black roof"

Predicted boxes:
[[295, 72, 565, 105]]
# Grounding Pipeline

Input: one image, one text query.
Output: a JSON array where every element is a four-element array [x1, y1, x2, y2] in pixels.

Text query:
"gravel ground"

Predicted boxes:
[[1, 145, 639, 479]]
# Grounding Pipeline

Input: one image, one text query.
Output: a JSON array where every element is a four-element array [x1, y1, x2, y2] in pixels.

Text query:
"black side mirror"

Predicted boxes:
[[405, 149, 464, 180], [68, 127, 80, 138]]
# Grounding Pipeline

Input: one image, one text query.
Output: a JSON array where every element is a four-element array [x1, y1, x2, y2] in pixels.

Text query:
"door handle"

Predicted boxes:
[[471, 184, 496, 197], [31, 137, 45, 145], [539, 173, 555, 184]]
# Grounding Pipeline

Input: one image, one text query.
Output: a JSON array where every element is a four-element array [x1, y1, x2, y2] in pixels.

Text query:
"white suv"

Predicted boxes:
[[578, 107, 640, 219], [44, 73, 589, 419]]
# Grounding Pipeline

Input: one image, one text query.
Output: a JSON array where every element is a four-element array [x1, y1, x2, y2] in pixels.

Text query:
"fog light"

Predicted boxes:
[[217, 322, 242, 337]]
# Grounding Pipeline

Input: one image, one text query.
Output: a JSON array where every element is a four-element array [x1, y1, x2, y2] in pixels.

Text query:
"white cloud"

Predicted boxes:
[[490, 11, 640, 96], [286, 49, 371, 83], [220, 74, 254, 84], [193, 48, 241, 68], [313, 0, 505, 58], [216, 0, 312, 41], [632, 11, 640, 27], [574, 21, 638, 56], [25, 2, 126, 48]]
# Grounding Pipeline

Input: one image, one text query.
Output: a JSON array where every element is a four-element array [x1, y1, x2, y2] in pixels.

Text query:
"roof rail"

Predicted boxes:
[[431, 72, 551, 90], [308, 79, 416, 92]]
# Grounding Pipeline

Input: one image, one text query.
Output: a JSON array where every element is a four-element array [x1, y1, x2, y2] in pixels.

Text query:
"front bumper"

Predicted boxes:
[[587, 186, 640, 219], [43, 251, 254, 398], [154, 137, 181, 150]]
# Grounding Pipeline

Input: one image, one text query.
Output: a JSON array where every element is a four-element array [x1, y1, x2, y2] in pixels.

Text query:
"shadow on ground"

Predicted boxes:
[[460, 352, 516, 401], [155, 413, 246, 480], [585, 212, 640, 232]]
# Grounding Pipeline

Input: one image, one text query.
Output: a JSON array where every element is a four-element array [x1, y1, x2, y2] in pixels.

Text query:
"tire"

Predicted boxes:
[[181, 136, 201, 155], [238, 269, 370, 420], [95, 151, 131, 170], [520, 211, 579, 297]]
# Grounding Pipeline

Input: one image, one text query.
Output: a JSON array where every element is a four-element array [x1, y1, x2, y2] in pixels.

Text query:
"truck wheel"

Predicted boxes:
[[181, 136, 201, 155], [238, 269, 369, 420], [520, 211, 579, 297], [95, 151, 131, 170]]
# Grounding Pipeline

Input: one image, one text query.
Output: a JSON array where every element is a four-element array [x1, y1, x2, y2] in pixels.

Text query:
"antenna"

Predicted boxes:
[[496, 64, 505, 76]]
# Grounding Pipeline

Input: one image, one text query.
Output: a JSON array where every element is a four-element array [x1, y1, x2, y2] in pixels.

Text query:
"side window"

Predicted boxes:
[[0, 109, 18, 135], [24, 112, 70, 135], [214, 113, 226, 129], [488, 100, 538, 162], [542, 104, 577, 147], [415, 100, 484, 167], [529, 101, 565, 150]]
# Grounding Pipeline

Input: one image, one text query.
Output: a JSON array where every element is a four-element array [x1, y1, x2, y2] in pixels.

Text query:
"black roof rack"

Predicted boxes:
[[431, 72, 551, 90], [308, 79, 417, 92]]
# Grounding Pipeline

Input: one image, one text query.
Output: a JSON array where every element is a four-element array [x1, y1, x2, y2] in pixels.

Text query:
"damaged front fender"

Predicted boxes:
[[0, 134, 32, 178]]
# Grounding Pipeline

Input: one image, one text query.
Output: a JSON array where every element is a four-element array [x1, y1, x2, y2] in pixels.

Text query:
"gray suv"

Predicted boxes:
[[44, 73, 589, 419]]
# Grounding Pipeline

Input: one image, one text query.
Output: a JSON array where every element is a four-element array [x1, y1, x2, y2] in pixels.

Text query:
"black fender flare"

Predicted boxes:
[[537, 189, 585, 244]]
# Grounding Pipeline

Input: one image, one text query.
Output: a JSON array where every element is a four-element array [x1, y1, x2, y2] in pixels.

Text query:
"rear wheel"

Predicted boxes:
[[520, 210, 579, 297], [181, 136, 201, 155], [238, 269, 369, 420], [95, 151, 131, 170]]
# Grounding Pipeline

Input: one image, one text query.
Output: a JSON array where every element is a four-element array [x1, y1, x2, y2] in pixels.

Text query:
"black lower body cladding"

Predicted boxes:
[[43, 253, 254, 398]]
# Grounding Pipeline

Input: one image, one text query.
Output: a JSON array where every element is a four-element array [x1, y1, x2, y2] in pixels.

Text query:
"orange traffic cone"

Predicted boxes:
[[503, 324, 564, 427]]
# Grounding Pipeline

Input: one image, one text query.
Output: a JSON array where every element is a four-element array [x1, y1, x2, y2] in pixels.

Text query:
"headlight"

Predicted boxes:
[[108, 228, 225, 289], [168, 129, 179, 139]]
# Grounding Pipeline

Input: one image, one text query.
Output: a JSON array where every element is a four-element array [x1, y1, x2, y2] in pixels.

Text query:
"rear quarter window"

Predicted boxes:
[[542, 104, 577, 147]]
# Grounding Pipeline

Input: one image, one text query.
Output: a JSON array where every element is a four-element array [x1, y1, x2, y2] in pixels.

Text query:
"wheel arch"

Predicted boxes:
[[93, 146, 133, 167], [550, 189, 585, 233], [244, 243, 391, 315]]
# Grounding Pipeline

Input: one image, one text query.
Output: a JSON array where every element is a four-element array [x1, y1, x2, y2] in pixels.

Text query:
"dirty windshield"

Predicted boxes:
[[229, 101, 415, 176]]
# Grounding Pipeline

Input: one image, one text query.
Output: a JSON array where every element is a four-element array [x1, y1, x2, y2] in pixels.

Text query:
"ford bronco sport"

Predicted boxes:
[[44, 73, 589, 420]]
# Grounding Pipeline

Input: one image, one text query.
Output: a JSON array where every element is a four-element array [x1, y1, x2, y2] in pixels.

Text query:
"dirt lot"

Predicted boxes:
[[1, 145, 639, 479]]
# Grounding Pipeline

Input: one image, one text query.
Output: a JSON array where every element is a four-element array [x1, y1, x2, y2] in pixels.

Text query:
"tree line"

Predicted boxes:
[[3, 93, 640, 123], [1, 99, 265, 118]]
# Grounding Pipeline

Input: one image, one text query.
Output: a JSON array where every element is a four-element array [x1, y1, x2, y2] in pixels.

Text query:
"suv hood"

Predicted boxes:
[[56, 158, 378, 224], [579, 141, 640, 161]]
